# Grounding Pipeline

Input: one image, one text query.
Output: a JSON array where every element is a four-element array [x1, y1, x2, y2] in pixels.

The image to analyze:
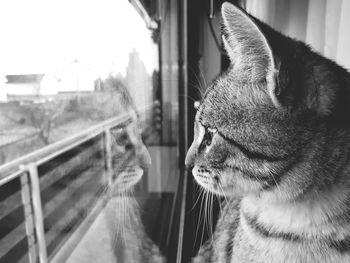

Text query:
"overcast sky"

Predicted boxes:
[[0, 0, 158, 77]]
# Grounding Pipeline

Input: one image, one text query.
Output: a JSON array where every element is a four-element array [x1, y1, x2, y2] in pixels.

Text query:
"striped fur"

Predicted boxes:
[[185, 2, 350, 262]]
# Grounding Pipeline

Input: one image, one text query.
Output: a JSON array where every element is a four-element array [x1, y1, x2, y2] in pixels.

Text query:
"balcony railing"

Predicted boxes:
[[0, 104, 153, 263]]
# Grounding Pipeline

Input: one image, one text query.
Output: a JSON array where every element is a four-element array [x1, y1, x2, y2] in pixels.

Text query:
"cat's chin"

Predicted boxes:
[[108, 166, 143, 195]]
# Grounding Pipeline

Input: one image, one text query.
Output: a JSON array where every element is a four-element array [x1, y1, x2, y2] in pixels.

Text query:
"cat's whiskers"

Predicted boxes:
[[112, 190, 133, 246], [188, 65, 205, 98], [209, 187, 219, 255], [203, 186, 213, 250], [117, 192, 126, 244], [197, 66, 208, 93], [193, 186, 207, 252], [207, 187, 213, 235], [112, 198, 119, 246], [190, 185, 206, 212], [217, 181, 229, 205], [179, 93, 197, 104], [199, 188, 209, 251], [188, 81, 204, 99]]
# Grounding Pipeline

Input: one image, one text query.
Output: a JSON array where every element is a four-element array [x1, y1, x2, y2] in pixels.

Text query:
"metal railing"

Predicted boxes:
[[0, 104, 153, 263]]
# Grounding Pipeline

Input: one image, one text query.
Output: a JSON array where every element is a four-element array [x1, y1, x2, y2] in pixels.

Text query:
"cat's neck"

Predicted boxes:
[[241, 178, 350, 240]]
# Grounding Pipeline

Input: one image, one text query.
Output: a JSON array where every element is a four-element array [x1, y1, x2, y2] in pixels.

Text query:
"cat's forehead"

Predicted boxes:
[[197, 75, 276, 130], [198, 87, 241, 130], [203, 73, 267, 106], [200, 78, 248, 114]]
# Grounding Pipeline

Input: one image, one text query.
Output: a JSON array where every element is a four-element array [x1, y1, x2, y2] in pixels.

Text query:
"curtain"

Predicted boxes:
[[243, 0, 350, 70]]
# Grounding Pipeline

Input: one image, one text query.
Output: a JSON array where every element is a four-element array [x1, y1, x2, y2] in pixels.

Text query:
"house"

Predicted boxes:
[[2, 60, 96, 103], [40, 60, 95, 95], [4, 74, 44, 102]]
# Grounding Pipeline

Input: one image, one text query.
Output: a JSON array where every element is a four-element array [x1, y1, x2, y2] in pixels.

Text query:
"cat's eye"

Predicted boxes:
[[111, 127, 130, 146], [202, 126, 217, 147]]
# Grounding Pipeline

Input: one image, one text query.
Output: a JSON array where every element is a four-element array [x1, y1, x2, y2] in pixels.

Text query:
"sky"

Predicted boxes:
[[0, 0, 158, 77]]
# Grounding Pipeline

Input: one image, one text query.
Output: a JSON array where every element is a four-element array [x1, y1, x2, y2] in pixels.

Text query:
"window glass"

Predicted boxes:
[[0, 1, 180, 262], [0, 0, 158, 164]]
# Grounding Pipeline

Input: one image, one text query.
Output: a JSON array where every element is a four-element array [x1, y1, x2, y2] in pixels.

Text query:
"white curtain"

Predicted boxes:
[[244, 0, 350, 70]]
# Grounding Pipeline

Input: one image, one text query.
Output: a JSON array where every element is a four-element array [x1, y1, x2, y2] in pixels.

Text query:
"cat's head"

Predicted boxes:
[[107, 110, 151, 194], [185, 3, 350, 201]]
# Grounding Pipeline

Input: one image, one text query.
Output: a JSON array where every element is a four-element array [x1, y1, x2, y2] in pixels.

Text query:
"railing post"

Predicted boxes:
[[104, 128, 113, 179], [20, 172, 38, 263], [26, 163, 48, 263]]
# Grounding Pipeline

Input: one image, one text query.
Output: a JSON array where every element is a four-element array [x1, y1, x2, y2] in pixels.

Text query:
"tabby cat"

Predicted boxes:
[[185, 2, 350, 263]]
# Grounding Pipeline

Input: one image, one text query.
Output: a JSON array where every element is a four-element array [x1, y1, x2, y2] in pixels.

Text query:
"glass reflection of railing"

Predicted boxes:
[[0, 104, 154, 263]]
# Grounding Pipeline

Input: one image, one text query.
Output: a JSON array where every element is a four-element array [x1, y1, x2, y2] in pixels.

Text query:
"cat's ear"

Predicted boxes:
[[221, 3, 280, 108]]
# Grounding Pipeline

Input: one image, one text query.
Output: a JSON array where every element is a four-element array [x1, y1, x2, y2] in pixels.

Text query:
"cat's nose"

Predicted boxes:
[[185, 142, 197, 168], [186, 122, 204, 168], [137, 144, 152, 169]]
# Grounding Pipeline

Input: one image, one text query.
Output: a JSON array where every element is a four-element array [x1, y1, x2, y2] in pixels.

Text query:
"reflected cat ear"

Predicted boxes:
[[221, 2, 280, 108]]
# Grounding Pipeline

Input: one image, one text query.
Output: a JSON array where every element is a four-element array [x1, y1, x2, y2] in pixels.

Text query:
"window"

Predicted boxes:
[[0, 1, 183, 262]]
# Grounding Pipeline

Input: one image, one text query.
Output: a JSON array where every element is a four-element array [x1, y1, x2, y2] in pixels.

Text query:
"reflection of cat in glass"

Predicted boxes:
[[104, 109, 165, 263]]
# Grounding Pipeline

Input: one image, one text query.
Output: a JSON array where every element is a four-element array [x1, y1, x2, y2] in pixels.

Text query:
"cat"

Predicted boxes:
[[103, 108, 165, 263], [185, 2, 350, 263]]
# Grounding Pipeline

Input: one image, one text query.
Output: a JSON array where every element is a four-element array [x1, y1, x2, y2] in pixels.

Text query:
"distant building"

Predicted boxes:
[[0, 75, 8, 102], [41, 60, 95, 95], [2, 60, 96, 103], [4, 74, 44, 102], [125, 50, 153, 109]]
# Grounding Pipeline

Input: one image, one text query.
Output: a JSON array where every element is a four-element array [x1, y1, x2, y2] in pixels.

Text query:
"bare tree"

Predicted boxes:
[[6, 99, 68, 145], [25, 100, 68, 145]]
